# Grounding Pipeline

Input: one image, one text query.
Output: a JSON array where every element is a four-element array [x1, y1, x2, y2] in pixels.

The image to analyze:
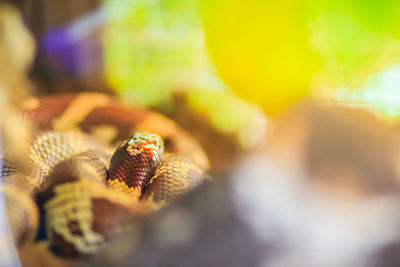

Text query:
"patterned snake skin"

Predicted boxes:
[[107, 133, 164, 199], [0, 92, 210, 259]]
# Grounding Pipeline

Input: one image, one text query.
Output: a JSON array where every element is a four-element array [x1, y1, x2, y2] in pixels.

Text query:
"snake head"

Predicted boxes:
[[108, 132, 164, 198], [124, 132, 164, 161]]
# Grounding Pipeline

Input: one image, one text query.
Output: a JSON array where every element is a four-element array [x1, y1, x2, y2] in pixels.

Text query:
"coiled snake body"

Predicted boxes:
[[1, 92, 209, 258]]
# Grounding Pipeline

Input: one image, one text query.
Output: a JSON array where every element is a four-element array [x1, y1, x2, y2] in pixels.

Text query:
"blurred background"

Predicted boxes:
[[7, 0, 270, 174], [6, 0, 400, 171], [3, 0, 400, 266]]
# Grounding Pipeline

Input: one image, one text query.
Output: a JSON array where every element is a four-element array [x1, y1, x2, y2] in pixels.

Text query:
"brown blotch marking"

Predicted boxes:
[[22, 94, 78, 132], [52, 93, 111, 131], [80, 106, 148, 144], [91, 198, 132, 235], [50, 231, 83, 258], [68, 220, 83, 236]]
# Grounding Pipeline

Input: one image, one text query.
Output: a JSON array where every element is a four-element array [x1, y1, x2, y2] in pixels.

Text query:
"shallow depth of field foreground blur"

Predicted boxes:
[[2, 1, 400, 266], [232, 103, 400, 266], [92, 102, 400, 267]]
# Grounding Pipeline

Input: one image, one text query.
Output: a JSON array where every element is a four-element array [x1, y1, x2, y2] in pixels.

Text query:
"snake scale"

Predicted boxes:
[[0, 92, 210, 259]]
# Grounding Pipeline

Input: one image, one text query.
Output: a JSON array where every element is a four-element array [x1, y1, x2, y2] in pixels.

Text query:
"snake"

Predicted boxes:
[[0, 92, 210, 259]]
